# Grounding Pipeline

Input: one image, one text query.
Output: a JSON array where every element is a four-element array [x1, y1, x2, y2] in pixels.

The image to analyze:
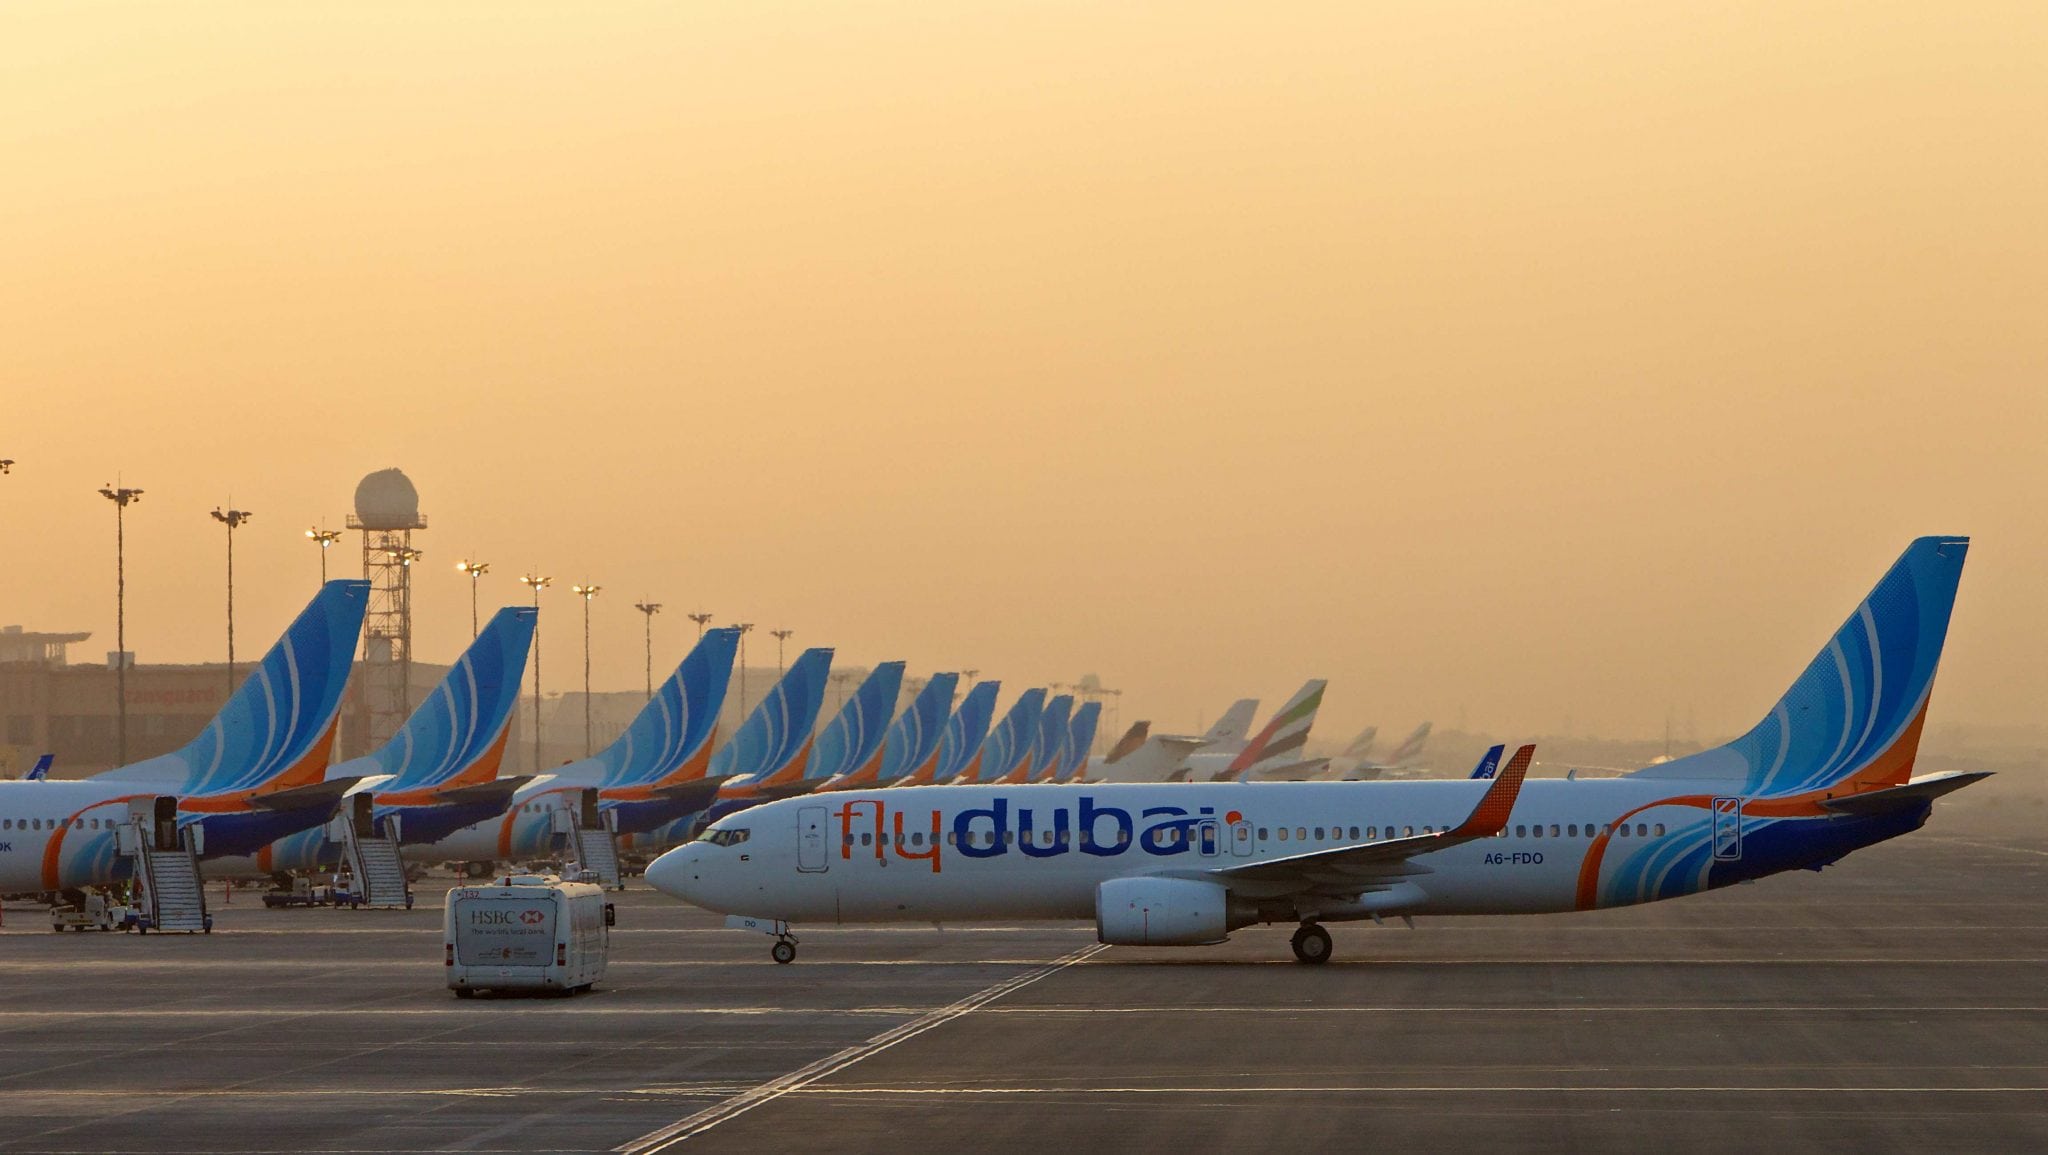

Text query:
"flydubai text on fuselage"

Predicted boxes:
[[652, 537, 1981, 964]]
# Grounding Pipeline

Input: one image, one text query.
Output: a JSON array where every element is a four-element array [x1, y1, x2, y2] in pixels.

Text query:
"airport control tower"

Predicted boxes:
[[348, 468, 427, 750]]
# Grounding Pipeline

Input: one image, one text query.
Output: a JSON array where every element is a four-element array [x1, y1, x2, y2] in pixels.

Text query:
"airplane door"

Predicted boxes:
[[1230, 821, 1253, 857], [1711, 797, 1742, 861], [796, 806, 829, 873]]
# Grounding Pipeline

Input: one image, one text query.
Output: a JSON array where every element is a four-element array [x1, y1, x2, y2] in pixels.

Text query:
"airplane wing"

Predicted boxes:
[[1202, 745, 1531, 896]]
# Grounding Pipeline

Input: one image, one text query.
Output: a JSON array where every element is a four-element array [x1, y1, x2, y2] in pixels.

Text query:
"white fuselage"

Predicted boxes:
[[647, 778, 1807, 926], [0, 781, 161, 894]]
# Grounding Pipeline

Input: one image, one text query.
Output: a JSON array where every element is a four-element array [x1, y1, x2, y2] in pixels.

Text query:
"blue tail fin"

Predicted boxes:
[[99, 580, 369, 795], [1059, 701, 1102, 781], [977, 688, 1047, 783], [372, 606, 537, 791], [878, 673, 960, 782], [1630, 537, 1968, 797], [1468, 744, 1505, 780], [712, 647, 834, 789], [26, 754, 53, 781], [929, 681, 1001, 784], [1030, 695, 1074, 781], [596, 627, 742, 787], [807, 662, 907, 781]]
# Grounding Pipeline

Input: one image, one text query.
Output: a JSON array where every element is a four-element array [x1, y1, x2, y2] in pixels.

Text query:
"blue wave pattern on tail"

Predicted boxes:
[[373, 606, 536, 789], [596, 627, 742, 788], [106, 581, 368, 794], [933, 681, 1001, 782], [807, 662, 906, 781], [1059, 701, 1101, 782], [879, 673, 960, 780], [712, 647, 834, 785], [974, 688, 1046, 782], [1031, 695, 1074, 779], [1631, 536, 1967, 797]]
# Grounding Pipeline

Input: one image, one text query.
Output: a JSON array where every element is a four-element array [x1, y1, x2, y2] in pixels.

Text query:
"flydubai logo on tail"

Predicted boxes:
[[833, 796, 1253, 873]]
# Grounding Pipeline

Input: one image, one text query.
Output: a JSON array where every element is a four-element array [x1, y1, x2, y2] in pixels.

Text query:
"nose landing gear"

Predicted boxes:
[[770, 937, 798, 965], [1290, 922, 1332, 964]]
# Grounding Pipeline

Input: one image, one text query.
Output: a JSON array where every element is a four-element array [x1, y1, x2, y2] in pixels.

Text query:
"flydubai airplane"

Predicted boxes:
[[417, 626, 739, 871], [1, 581, 368, 895], [650, 538, 1981, 966], [1039, 700, 1101, 783], [204, 605, 536, 880]]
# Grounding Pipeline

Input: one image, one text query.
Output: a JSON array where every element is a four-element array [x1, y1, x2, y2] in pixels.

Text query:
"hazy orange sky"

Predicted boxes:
[[5, 2, 2045, 745]]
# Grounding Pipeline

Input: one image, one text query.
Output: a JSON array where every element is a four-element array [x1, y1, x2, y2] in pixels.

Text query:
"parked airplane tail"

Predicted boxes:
[[1027, 695, 1074, 782], [1101, 721, 1149, 766], [1468, 744, 1506, 780], [857, 672, 959, 789], [25, 754, 53, 781], [597, 626, 743, 788], [1216, 679, 1327, 782], [973, 687, 1047, 784], [1387, 721, 1433, 767], [372, 606, 537, 794], [99, 580, 369, 796], [1056, 701, 1102, 782], [807, 661, 907, 784], [1630, 536, 1968, 798], [713, 648, 834, 796], [920, 681, 1000, 786], [1203, 699, 1260, 743], [1340, 725, 1379, 760]]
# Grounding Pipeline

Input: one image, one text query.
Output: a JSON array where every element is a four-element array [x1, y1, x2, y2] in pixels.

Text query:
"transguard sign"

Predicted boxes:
[[452, 897, 555, 965]]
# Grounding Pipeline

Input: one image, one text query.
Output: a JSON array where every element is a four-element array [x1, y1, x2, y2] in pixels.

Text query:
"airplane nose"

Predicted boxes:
[[646, 845, 702, 902]]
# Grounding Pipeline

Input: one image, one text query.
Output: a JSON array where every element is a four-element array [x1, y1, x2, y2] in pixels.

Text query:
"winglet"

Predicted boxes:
[[1449, 744, 1532, 837]]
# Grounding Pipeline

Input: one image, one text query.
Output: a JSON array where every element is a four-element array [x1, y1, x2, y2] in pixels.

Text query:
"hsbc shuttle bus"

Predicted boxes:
[[445, 874, 612, 997]]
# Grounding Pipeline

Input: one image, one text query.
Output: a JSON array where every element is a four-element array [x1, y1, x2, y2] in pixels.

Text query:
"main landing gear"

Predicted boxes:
[[1290, 922, 1332, 965], [770, 935, 798, 965]]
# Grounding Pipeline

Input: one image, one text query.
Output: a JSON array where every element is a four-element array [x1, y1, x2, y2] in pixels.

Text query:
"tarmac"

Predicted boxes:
[[1, 807, 2045, 1153]]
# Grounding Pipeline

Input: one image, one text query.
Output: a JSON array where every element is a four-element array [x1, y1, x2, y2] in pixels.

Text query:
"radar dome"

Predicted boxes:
[[352, 468, 424, 530]]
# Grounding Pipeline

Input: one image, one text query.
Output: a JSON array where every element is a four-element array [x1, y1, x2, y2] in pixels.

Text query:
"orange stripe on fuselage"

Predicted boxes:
[[40, 793, 152, 891]]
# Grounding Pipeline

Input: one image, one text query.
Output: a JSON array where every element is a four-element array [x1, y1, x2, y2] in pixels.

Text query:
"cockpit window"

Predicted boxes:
[[698, 827, 751, 847]]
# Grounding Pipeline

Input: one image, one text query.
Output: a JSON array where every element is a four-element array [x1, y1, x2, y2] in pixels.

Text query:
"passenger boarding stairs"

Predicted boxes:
[[119, 798, 210, 934], [330, 794, 412, 909], [555, 790, 624, 890]]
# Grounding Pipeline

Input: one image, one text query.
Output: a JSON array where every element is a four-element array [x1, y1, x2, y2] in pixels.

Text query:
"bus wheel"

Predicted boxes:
[[770, 940, 797, 965], [1290, 923, 1332, 965], [454, 988, 475, 999]]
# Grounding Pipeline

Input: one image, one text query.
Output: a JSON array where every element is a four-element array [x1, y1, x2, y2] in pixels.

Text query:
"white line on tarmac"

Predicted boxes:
[[782, 1083, 2048, 1097], [1917, 835, 2048, 859], [614, 942, 1109, 1153]]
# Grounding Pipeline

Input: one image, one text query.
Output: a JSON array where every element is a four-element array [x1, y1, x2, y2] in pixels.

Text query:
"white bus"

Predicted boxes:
[[444, 874, 612, 997]]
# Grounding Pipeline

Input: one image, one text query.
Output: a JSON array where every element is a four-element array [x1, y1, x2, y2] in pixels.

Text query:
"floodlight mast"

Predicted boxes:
[[99, 484, 144, 765], [572, 584, 602, 756], [211, 507, 254, 695], [520, 574, 552, 769], [306, 527, 342, 583], [634, 602, 663, 700], [456, 559, 491, 638]]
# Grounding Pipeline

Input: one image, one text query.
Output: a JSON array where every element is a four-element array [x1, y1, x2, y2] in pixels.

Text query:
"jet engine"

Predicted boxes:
[[1095, 876, 1252, 946]]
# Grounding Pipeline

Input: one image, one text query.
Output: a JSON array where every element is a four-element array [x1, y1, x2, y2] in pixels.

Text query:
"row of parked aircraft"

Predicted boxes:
[[0, 580, 1412, 910], [646, 537, 1989, 964]]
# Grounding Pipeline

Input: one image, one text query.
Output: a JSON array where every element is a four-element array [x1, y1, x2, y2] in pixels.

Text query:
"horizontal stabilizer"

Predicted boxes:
[[1818, 771, 1991, 816], [426, 776, 537, 809], [245, 776, 368, 812]]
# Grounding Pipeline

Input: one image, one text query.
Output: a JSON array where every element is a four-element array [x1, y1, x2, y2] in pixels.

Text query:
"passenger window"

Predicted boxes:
[[1258, 827, 1269, 840], [1637, 823, 1648, 837], [860, 833, 872, 846], [1277, 828, 1289, 841], [1549, 825, 1560, 838], [1058, 830, 1070, 846], [1079, 830, 1092, 847], [911, 832, 924, 846], [1515, 825, 1526, 837], [1618, 825, 1629, 837], [1403, 825, 1414, 837], [1567, 824, 1577, 837], [1367, 826, 1377, 839], [1532, 825, 1543, 838], [1296, 827, 1308, 841], [31, 819, 40, 831], [1314, 827, 1325, 840], [1653, 824, 1666, 836], [1118, 829, 1130, 846], [1349, 826, 1360, 840], [946, 832, 957, 845]]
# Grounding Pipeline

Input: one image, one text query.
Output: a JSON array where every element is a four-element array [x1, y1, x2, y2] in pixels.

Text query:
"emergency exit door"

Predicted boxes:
[[797, 806, 829, 873]]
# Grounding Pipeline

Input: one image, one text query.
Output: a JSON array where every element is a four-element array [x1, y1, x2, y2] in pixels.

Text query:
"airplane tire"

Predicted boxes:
[[1290, 923, 1332, 965], [771, 940, 797, 965]]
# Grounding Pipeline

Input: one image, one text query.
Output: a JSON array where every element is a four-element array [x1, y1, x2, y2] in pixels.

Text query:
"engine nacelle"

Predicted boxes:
[[1095, 876, 1242, 946]]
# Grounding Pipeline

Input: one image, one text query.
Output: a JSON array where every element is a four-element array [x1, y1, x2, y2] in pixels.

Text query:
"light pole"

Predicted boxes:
[[687, 611, 714, 640], [306, 527, 341, 583], [211, 506, 253, 694], [770, 628, 794, 675], [572, 584, 601, 756], [520, 573, 551, 769], [732, 623, 755, 721], [634, 601, 662, 700], [99, 484, 143, 765], [0, 459, 14, 473], [456, 559, 490, 638]]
